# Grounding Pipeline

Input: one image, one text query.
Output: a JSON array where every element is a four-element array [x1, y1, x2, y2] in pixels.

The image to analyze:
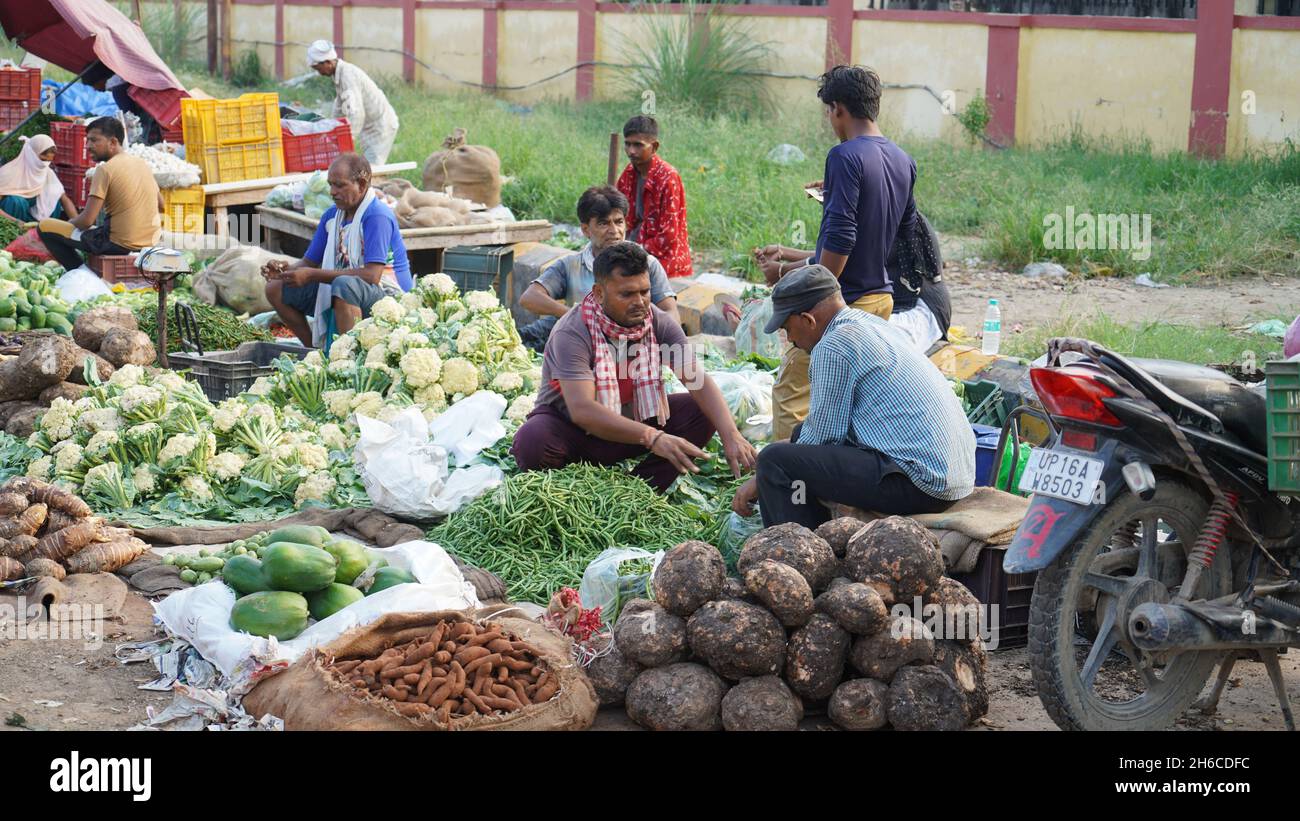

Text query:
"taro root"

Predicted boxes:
[[886, 665, 968, 731], [585, 635, 644, 707], [687, 599, 786, 680], [815, 517, 867, 559], [849, 616, 934, 681], [828, 678, 889, 731], [653, 540, 726, 617], [743, 559, 814, 628], [720, 676, 803, 732], [613, 600, 687, 668], [625, 663, 727, 731], [844, 516, 944, 601], [784, 613, 850, 701], [933, 640, 989, 721], [738, 523, 837, 593], [815, 582, 890, 636], [23, 557, 65, 581]]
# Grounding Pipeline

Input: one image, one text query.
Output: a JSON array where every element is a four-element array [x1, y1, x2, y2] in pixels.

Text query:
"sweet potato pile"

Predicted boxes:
[[0, 477, 146, 580], [326, 619, 559, 723]]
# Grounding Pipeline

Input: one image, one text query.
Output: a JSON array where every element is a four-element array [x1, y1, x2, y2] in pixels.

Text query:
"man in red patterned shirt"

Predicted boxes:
[[617, 116, 694, 279]]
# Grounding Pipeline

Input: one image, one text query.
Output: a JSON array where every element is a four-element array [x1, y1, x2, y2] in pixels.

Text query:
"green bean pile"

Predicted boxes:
[[426, 465, 708, 605]]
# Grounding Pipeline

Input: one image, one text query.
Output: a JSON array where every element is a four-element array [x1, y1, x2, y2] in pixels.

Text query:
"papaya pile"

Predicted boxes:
[[0, 255, 73, 335], [171, 524, 418, 641]]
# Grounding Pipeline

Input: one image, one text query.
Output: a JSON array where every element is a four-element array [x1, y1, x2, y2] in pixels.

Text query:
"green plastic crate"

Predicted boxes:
[[1265, 360, 1300, 496], [442, 245, 513, 303]]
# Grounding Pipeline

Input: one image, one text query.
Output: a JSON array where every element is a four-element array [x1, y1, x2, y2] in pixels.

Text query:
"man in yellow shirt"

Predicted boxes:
[[38, 117, 162, 271]]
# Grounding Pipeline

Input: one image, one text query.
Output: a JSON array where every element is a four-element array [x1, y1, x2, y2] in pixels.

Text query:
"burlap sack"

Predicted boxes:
[[421, 128, 502, 208], [191, 246, 292, 316], [243, 609, 598, 731]]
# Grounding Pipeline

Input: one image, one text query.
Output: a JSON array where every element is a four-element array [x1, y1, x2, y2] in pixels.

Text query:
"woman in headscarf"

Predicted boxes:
[[0, 134, 78, 224]]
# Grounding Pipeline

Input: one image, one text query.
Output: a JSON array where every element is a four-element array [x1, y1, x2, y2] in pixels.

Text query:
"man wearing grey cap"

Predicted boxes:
[[731, 266, 974, 528]]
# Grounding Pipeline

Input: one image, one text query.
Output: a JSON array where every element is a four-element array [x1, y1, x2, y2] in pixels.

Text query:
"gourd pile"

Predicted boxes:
[[0, 255, 74, 335], [0, 477, 147, 582], [324, 619, 559, 722], [589, 516, 990, 732], [221, 525, 416, 641]]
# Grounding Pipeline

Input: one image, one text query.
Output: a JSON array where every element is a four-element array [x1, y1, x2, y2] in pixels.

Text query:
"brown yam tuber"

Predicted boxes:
[[784, 613, 851, 701], [0, 336, 79, 402], [67, 349, 115, 386], [624, 663, 726, 731], [612, 600, 687, 668], [815, 517, 868, 559], [23, 557, 65, 580], [885, 664, 969, 731], [73, 306, 138, 352], [584, 635, 643, 707], [0, 555, 22, 580], [98, 328, 157, 368], [651, 540, 726, 617], [0, 502, 47, 539], [815, 582, 890, 636], [849, 616, 935, 681], [828, 678, 890, 731], [686, 599, 786, 680], [64, 539, 147, 574], [38, 382, 88, 405], [720, 675, 803, 732], [31, 516, 101, 562], [42, 509, 81, 536], [844, 516, 945, 601], [738, 522, 838, 593], [743, 559, 815, 628]]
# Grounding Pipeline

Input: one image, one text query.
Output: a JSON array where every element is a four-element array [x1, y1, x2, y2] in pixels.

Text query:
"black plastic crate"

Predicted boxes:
[[947, 544, 1037, 651], [167, 341, 308, 401], [442, 245, 513, 302]]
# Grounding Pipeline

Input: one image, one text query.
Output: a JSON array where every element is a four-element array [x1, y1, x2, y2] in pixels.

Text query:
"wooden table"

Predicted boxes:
[[255, 206, 553, 268], [204, 161, 418, 238]]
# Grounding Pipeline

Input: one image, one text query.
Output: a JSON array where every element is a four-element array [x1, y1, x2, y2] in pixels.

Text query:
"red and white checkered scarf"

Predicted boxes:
[[580, 291, 668, 425]]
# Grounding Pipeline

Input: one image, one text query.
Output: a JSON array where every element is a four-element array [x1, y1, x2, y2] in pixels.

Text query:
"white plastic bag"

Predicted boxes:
[[735, 297, 782, 361], [55, 265, 113, 303], [579, 546, 663, 625], [427, 390, 507, 465], [153, 540, 481, 683], [354, 405, 504, 520], [709, 367, 774, 440]]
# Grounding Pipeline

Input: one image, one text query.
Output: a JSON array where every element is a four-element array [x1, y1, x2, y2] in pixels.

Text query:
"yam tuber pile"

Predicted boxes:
[[325, 619, 559, 723], [0, 476, 146, 581], [608, 517, 990, 732]]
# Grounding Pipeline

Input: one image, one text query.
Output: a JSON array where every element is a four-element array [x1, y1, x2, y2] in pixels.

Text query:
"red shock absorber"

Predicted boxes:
[[1189, 492, 1239, 569]]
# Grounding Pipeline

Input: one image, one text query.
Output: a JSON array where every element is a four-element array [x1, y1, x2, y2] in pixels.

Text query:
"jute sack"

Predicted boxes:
[[242, 609, 598, 731], [421, 128, 502, 208]]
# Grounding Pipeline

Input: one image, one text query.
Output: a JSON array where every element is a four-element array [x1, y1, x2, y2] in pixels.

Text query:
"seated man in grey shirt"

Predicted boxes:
[[518, 185, 679, 351]]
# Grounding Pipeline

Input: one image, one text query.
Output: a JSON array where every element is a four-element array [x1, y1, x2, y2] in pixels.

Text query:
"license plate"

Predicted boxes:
[[1018, 448, 1105, 505]]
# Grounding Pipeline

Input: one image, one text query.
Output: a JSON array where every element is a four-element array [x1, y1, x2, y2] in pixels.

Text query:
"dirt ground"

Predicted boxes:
[[3, 584, 1295, 732]]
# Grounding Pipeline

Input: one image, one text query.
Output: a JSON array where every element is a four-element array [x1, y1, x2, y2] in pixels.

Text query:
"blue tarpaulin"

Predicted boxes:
[[40, 78, 118, 118]]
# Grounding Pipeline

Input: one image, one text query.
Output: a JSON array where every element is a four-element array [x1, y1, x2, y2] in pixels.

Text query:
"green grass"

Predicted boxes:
[[182, 67, 1300, 282], [1004, 313, 1283, 371]]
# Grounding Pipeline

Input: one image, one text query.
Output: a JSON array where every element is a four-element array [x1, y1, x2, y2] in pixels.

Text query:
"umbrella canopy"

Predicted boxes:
[[0, 0, 183, 92]]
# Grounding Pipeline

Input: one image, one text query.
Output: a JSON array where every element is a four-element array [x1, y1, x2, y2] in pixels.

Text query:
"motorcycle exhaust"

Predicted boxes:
[[1127, 601, 1299, 652]]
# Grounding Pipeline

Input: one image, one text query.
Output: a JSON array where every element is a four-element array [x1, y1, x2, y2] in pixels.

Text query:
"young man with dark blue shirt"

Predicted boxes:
[[761, 65, 919, 440]]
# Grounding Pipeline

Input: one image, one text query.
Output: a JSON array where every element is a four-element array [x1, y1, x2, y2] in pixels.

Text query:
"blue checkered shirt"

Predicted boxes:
[[797, 308, 975, 501]]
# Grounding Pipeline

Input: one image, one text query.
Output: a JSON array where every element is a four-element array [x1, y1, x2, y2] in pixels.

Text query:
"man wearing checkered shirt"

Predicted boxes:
[[731, 265, 975, 529]]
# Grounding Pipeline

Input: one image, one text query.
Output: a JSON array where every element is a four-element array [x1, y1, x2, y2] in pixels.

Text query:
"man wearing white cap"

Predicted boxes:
[[308, 40, 400, 165]]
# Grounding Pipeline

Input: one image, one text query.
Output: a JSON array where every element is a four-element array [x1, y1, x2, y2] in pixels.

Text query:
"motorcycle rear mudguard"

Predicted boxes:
[[1003, 447, 1131, 574]]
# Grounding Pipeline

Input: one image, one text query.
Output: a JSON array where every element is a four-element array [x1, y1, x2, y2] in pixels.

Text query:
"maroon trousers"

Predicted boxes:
[[510, 393, 716, 492]]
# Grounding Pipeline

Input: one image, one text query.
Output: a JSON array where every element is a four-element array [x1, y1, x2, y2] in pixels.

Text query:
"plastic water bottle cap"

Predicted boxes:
[[989, 299, 999, 306]]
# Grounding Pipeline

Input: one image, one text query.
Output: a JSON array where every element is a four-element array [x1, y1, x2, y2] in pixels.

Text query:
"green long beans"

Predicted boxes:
[[426, 465, 709, 605]]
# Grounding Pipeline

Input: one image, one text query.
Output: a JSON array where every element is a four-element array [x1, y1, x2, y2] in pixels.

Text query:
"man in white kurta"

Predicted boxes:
[[307, 40, 400, 165]]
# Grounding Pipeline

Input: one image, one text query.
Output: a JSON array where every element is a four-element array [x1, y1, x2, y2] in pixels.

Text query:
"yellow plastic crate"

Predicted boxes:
[[162, 185, 205, 234], [181, 93, 282, 147], [192, 139, 286, 184]]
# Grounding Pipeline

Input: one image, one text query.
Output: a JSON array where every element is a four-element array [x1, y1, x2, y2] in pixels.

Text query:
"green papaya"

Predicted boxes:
[[45, 315, 71, 335], [0, 318, 14, 333], [188, 556, 225, 573], [0, 298, 13, 318], [264, 525, 330, 547], [323, 538, 370, 585], [29, 306, 44, 329], [229, 591, 309, 640], [222, 555, 269, 595], [15, 317, 30, 331], [260, 542, 337, 593], [366, 566, 416, 596], [305, 583, 364, 620]]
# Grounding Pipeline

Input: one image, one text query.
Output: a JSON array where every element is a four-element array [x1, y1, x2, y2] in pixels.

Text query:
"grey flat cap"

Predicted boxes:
[[764, 264, 842, 334]]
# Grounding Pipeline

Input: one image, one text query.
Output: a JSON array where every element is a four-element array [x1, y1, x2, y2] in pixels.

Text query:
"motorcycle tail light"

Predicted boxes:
[[1031, 366, 1123, 427], [1061, 429, 1099, 451]]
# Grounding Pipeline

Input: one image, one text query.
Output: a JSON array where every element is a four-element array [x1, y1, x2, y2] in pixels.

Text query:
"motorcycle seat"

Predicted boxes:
[[1131, 358, 1267, 454]]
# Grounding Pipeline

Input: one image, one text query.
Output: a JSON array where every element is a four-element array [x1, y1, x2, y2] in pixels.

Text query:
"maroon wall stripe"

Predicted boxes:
[[1188, 0, 1233, 157]]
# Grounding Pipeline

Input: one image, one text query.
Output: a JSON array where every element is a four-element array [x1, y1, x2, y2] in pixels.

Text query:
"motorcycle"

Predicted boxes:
[[1002, 338, 1300, 731]]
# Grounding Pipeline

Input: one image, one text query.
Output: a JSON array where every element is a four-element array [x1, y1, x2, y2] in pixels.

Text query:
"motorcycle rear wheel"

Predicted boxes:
[[1028, 480, 1230, 731]]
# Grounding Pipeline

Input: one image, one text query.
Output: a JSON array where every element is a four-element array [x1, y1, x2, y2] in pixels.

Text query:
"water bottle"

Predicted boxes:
[[981, 298, 1001, 356]]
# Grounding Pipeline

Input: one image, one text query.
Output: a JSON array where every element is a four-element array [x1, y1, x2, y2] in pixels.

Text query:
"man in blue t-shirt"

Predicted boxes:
[[263, 153, 411, 346]]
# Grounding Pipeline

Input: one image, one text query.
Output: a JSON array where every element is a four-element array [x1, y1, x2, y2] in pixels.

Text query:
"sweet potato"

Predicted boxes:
[[652, 540, 726, 617], [0, 492, 28, 517], [98, 328, 157, 369], [0, 502, 47, 540], [64, 538, 147, 574], [23, 557, 65, 580], [0, 555, 22, 580], [453, 645, 491, 665], [73, 306, 138, 352], [31, 516, 100, 562]]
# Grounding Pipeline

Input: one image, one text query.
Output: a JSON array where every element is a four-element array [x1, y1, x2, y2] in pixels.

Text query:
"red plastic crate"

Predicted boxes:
[[0, 67, 40, 103], [55, 164, 93, 209], [87, 254, 163, 291], [0, 100, 37, 133], [282, 120, 354, 172], [50, 121, 92, 168]]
